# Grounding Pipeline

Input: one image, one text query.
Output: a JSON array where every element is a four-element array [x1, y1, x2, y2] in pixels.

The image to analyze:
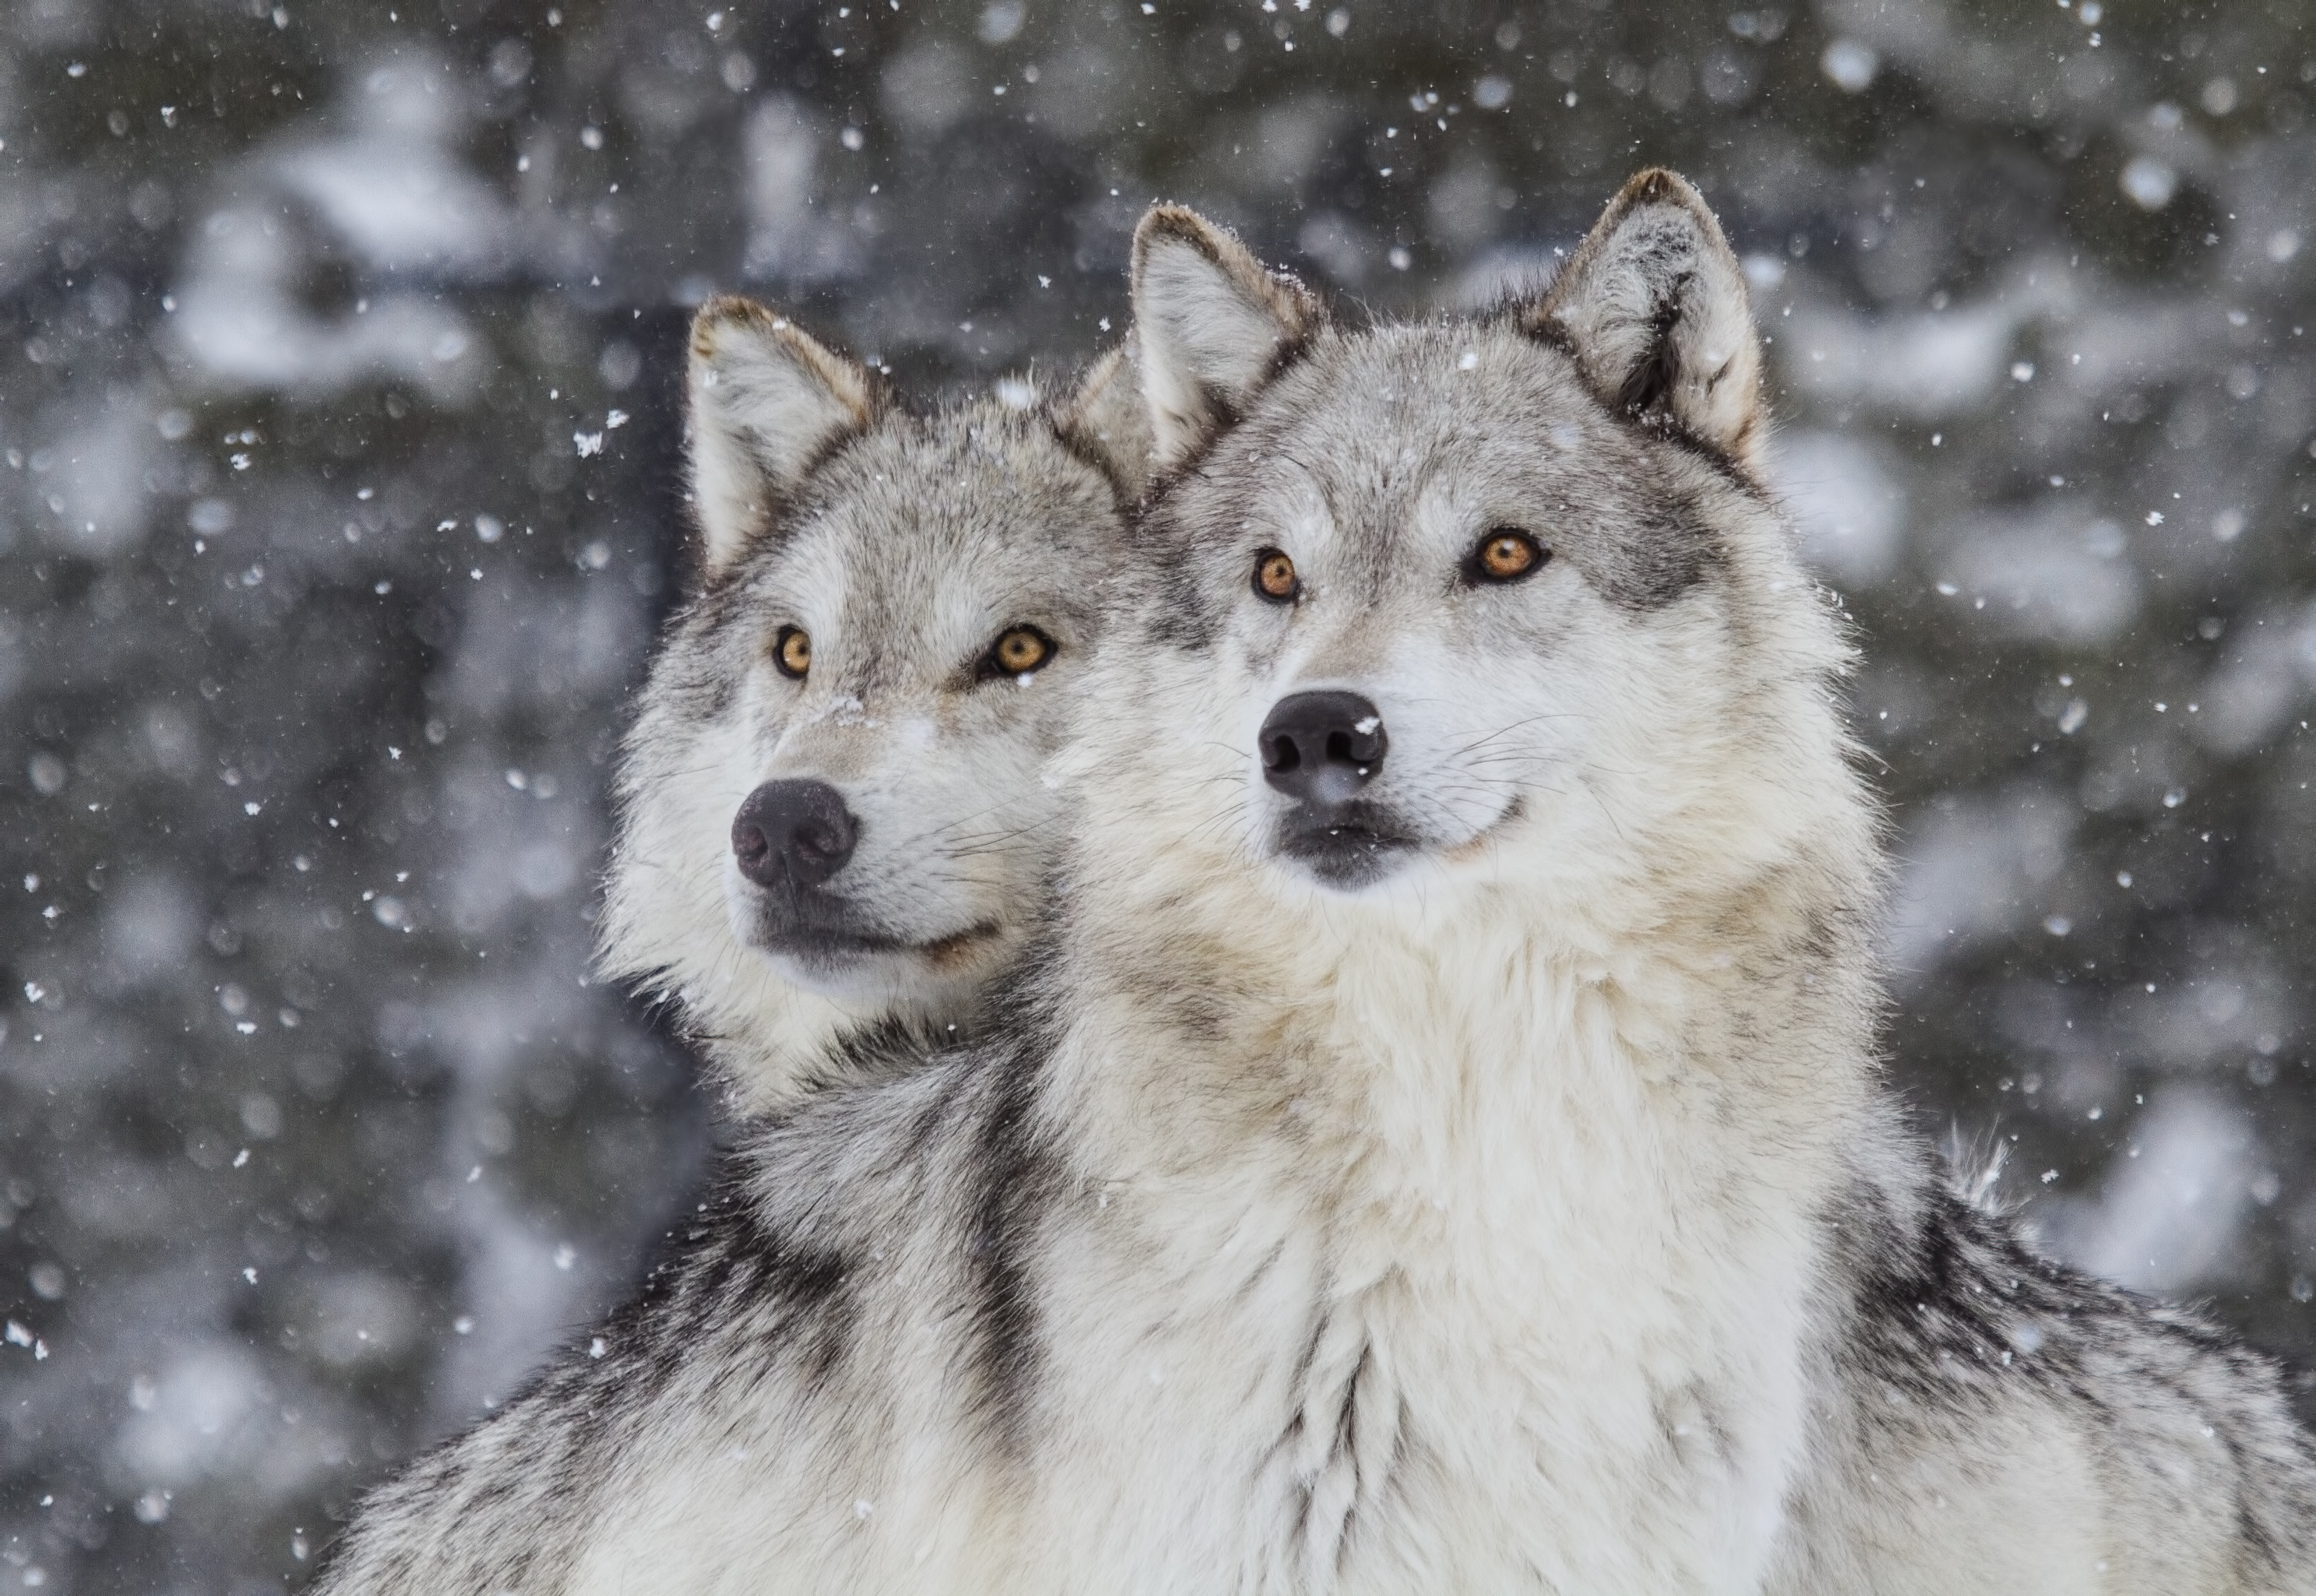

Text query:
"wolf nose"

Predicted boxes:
[[732, 779, 859, 889], [1260, 691, 1388, 810]]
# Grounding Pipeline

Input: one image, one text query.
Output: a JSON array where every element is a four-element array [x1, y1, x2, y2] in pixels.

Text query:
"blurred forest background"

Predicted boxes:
[[1, 0, 2312, 1586]]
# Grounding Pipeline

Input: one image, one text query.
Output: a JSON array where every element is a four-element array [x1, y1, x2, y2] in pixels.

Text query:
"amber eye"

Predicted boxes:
[[985, 624, 1055, 679], [1253, 548, 1300, 603], [1470, 527, 1547, 583], [773, 626, 812, 679]]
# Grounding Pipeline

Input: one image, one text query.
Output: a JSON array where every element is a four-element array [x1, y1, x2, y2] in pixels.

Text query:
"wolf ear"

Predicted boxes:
[[1532, 169, 1766, 471], [1052, 343, 1152, 502], [686, 295, 876, 577], [1130, 205, 1322, 472]]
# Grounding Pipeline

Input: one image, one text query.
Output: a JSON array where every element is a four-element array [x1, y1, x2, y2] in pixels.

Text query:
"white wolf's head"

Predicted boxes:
[[1075, 172, 1872, 974], [601, 298, 1144, 1113]]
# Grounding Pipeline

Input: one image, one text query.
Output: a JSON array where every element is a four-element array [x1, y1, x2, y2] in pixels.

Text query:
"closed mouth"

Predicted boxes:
[[1275, 804, 1421, 888], [749, 910, 1004, 969], [1275, 794, 1525, 888]]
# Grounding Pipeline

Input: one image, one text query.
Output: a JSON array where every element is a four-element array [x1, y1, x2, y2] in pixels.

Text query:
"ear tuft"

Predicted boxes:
[[1533, 169, 1766, 471], [1052, 343, 1152, 502], [1129, 205, 1321, 472], [686, 296, 876, 577]]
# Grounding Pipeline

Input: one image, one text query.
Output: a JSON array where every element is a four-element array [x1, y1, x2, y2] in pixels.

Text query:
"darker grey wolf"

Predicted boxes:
[[596, 295, 1144, 1116]]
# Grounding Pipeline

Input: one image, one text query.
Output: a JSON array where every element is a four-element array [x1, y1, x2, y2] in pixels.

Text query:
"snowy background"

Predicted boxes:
[[1, 0, 2312, 1587]]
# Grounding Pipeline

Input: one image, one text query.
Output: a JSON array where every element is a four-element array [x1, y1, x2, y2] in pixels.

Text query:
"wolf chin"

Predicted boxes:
[[598, 296, 1145, 1115], [316, 173, 2316, 1593]]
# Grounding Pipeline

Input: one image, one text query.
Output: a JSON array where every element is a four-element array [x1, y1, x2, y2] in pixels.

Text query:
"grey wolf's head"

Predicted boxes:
[[1085, 170, 1870, 952], [603, 297, 1143, 1112]]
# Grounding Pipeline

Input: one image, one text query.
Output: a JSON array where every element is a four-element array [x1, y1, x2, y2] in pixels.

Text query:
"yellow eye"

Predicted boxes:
[[1472, 528, 1546, 583], [1253, 548, 1299, 602], [987, 625, 1054, 678], [774, 626, 812, 679]]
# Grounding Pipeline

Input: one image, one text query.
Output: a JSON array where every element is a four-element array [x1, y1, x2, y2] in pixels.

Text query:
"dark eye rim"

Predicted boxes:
[[772, 624, 811, 679], [977, 623, 1058, 682], [1252, 547, 1301, 604], [1463, 526, 1551, 585]]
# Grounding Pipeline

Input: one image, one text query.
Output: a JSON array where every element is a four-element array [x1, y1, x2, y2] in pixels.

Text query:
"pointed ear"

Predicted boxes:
[[686, 296, 875, 577], [1052, 343, 1152, 502], [1532, 169, 1766, 472], [1129, 205, 1322, 472]]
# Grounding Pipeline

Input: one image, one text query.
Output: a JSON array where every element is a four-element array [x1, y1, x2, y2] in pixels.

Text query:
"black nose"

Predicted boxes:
[[1260, 690, 1387, 810], [731, 779, 859, 889]]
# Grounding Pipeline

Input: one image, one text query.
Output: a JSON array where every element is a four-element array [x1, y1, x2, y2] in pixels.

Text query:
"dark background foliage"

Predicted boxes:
[[1, 0, 2311, 1586]]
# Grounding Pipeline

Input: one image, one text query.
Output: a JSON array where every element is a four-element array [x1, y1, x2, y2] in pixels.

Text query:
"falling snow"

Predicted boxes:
[[3, 1, 2315, 1588]]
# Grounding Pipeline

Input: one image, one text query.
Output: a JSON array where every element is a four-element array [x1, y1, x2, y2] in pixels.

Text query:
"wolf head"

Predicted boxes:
[[601, 297, 1144, 1113], [1076, 171, 1872, 977]]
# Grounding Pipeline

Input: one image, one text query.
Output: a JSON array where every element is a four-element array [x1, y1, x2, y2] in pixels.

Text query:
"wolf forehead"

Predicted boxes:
[[696, 400, 1123, 643], [1153, 317, 1746, 615]]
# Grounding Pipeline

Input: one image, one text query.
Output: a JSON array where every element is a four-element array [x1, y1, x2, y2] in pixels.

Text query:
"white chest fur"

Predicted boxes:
[[1025, 924, 1831, 1595]]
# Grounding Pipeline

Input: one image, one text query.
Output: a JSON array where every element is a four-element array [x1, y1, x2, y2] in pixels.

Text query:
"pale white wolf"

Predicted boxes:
[[316, 174, 2316, 1593], [598, 295, 1145, 1114]]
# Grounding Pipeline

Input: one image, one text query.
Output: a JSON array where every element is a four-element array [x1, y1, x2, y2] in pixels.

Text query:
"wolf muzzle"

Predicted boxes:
[[1261, 691, 1419, 886]]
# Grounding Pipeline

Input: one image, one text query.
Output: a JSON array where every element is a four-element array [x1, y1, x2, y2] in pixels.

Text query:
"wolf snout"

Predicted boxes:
[[733, 779, 860, 888], [1261, 691, 1388, 811]]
